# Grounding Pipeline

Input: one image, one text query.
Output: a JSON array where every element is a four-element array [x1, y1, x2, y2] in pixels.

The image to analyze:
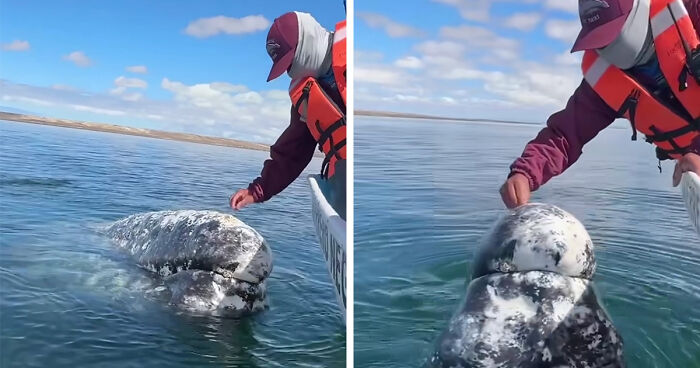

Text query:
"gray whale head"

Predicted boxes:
[[428, 203, 625, 367], [105, 210, 272, 317]]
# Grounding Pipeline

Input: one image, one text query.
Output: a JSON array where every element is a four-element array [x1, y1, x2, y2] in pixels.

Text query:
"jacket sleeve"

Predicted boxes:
[[509, 80, 618, 191], [247, 107, 317, 202]]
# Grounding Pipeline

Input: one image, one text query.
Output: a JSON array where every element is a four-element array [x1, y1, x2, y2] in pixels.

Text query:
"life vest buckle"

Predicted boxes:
[[679, 67, 689, 91], [688, 46, 700, 86], [617, 89, 641, 141], [303, 81, 313, 94]]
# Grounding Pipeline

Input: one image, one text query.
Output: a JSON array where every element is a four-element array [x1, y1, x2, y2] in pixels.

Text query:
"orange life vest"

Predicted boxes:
[[582, 0, 700, 160], [289, 20, 347, 178]]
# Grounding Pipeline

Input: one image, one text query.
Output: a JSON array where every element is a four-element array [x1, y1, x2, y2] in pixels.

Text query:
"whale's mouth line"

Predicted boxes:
[[474, 268, 592, 281], [143, 260, 242, 279]]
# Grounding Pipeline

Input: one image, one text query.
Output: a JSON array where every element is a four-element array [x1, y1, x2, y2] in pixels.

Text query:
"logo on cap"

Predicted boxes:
[[580, 0, 610, 24], [266, 40, 281, 60]]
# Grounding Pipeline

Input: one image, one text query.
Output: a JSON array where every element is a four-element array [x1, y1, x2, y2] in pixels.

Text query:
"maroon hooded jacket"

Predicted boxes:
[[510, 0, 700, 191]]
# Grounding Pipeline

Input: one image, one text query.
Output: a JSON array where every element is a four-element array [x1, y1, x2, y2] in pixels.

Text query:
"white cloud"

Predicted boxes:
[[126, 65, 148, 74], [210, 82, 249, 93], [544, 0, 579, 14], [440, 96, 457, 105], [504, 12, 542, 31], [2, 40, 30, 51], [161, 78, 265, 108], [0, 79, 291, 143], [355, 2, 584, 121], [394, 56, 424, 69], [478, 63, 580, 106], [63, 51, 92, 67], [357, 12, 426, 38], [545, 19, 581, 44], [414, 40, 466, 59], [110, 76, 148, 100], [2, 95, 55, 106], [184, 15, 270, 38], [122, 93, 144, 102], [352, 67, 407, 85], [436, 25, 520, 63], [440, 25, 518, 49], [432, 0, 491, 22], [114, 76, 148, 89]]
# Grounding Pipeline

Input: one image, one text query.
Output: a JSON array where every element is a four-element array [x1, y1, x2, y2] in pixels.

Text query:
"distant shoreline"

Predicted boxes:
[[1, 109, 540, 152], [354, 110, 537, 125], [0, 111, 271, 152]]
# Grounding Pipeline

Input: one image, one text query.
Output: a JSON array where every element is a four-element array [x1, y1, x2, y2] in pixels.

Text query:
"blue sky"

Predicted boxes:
[[0, 1, 345, 143], [355, 0, 584, 123]]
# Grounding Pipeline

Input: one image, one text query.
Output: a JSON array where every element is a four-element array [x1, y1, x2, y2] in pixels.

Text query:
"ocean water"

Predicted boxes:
[[0, 121, 345, 367], [355, 117, 700, 367]]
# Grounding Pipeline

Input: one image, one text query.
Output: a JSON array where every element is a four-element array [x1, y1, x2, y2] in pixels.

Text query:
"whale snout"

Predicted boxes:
[[472, 203, 596, 279], [428, 204, 625, 367], [165, 270, 267, 316]]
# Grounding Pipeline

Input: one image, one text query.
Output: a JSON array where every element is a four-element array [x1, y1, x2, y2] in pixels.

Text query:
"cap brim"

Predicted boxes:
[[570, 15, 628, 52], [266, 51, 295, 82]]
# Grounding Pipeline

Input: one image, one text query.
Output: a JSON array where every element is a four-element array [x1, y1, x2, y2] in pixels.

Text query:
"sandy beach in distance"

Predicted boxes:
[[354, 109, 530, 125], [0, 111, 271, 152]]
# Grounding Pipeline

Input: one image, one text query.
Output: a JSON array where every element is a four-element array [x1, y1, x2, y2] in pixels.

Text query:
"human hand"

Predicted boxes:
[[230, 189, 255, 210], [500, 173, 531, 209], [673, 153, 700, 187]]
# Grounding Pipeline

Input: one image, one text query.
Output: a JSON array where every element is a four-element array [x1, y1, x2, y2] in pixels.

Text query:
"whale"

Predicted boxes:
[[104, 210, 272, 317], [427, 204, 625, 367]]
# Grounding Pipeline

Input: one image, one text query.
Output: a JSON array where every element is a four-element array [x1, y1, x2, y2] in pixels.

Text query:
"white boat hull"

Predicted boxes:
[[308, 175, 346, 322]]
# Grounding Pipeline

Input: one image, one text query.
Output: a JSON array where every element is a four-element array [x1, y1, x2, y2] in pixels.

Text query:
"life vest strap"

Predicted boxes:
[[650, 125, 686, 158], [661, 146, 690, 155], [656, 143, 690, 160], [293, 81, 314, 122], [645, 117, 700, 143], [315, 118, 345, 150], [617, 89, 641, 141], [321, 139, 346, 178]]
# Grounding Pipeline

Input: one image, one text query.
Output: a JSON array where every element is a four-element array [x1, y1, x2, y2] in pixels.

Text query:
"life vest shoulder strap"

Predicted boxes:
[[289, 77, 316, 123]]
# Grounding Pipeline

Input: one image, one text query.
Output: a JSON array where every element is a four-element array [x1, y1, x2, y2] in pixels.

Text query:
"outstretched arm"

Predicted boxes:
[[231, 108, 317, 210], [501, 80, 617, 207]]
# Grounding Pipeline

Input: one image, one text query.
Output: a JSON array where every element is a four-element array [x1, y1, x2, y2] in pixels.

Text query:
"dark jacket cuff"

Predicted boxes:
[[247, 181, 266, 203]]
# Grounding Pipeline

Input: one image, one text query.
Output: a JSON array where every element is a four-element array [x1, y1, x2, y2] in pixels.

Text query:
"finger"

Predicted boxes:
[[235, 196, 252, 210], [514, 179, 530, 206], [499, 184, 507, 204], [499, 183, 510, 208], [233, 194, 246, 209], [503, 182, 518, 209], [673, 161, 682, 187]]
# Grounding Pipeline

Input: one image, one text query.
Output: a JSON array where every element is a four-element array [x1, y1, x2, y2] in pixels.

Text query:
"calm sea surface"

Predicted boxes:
[[355, 117, 700, 367], [0, 121, 345, 368]]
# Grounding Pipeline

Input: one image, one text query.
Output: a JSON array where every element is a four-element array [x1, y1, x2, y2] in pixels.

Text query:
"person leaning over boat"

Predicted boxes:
[[500, 0, 700, 208], [229, 12, 347, 218]]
